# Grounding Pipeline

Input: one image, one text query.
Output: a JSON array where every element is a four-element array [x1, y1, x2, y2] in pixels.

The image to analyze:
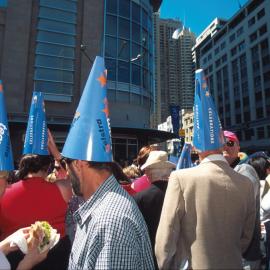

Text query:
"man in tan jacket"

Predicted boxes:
[[155, 69, 256, 269]]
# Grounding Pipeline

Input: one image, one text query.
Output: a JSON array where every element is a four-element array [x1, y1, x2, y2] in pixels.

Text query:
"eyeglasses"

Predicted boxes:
[[225, 140, 235, 147]]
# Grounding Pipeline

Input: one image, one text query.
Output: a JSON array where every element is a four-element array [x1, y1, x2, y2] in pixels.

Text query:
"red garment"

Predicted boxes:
[[121, 183, 137, 196], [0, 177, 67, 240], [131, 175, 151, 193]]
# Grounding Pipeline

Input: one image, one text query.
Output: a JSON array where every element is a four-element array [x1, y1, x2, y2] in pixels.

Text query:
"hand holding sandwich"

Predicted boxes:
[[0, 227, 30, 255]]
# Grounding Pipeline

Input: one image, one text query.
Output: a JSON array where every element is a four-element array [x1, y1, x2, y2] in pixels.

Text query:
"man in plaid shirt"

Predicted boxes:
[[65, 161, 154, 270], [62, 57, 154, 269]]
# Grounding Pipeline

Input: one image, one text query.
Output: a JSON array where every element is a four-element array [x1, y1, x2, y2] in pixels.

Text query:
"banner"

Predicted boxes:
[[193, 69, 224, 152], [170, 105, 180, 136]]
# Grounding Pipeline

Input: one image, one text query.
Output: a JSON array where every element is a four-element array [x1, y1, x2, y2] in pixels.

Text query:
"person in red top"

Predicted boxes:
[[0, 154, 72, 270], [0, 154, 71, 240]]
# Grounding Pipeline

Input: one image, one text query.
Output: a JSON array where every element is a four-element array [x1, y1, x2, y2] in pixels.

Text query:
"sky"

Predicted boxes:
[[160, 0, 249, 37]]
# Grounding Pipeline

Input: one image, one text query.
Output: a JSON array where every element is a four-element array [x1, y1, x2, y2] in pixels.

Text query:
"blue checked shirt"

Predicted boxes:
[[68, 175, 154, 270]]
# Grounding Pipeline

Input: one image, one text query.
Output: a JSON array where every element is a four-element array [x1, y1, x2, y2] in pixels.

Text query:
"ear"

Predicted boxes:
[[71, 160, 81, 170]]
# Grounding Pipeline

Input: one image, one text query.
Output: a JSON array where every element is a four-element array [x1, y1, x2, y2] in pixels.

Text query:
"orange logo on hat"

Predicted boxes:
[[97, 71, 107, 87], [102, 98, 109, 118]]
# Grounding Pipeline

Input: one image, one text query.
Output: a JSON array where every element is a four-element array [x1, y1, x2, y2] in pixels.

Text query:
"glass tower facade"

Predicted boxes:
[[0, 0, 7, 7], [104, 0, 154, 112], [34, 0, 77, 101]]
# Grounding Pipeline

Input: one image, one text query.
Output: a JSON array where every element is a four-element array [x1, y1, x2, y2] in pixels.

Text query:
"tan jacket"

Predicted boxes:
[[155, 159, 256, 270]]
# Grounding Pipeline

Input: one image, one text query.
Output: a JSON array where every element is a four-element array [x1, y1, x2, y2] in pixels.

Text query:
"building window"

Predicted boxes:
[[261, 39, 269, 52], [254, 76, 261, 88], [229, 33, 235, 42], [132, 2, 140, 23], [251, 45, 259, 60], [259, 24, 267, 36], [119, 0, 130, 18], [118, 60, 130, 83], [257, 127, 265, 139], [237, 27, 243, 36], [215, 59, 221, 68], [256, 107, 264, 118], [248, 17, 255, 27], [0, 0, 7, 6], [214, 47, 219, 55], [105, 0, 153, 102], [221, 42, 226, 50], [245, 129, 254, 140], [231, 47, 237, 57], [257, 8, 265, 20], [264, 71, 270, 83], [244, 111, 250, 122], [238, 41, 245, 52], [106, 0, 117, 14], [236, 114, 241, 123], [255, 91, 262, 102], [34, 0, 77, 97], [221, 54, 227, 63], [106, 15, 117, 35], [249, 32, 257, 43], [208, 54, 212, 60]]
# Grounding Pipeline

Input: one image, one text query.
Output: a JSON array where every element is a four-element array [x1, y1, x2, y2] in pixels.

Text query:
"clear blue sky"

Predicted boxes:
[[160, 0, 249, 37]]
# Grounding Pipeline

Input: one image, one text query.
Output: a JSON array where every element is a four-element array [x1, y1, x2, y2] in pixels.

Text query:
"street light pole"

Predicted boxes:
[[80, 44, 94, 64]]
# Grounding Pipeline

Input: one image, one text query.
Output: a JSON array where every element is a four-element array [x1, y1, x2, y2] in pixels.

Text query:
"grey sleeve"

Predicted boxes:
[[235, 164, 259, 200]]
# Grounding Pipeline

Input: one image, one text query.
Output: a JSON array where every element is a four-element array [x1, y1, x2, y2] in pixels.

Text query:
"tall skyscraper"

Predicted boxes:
[[193, 0, 270, 151], [0, 0, 176, 163], [152, 14, 195, 128]]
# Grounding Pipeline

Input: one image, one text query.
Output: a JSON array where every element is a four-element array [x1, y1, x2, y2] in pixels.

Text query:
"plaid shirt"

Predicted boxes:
[[68, 175, 154, 270]]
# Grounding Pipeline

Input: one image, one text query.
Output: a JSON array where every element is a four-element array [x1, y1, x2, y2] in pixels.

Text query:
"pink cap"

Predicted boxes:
[[223, 130, 239, 142]]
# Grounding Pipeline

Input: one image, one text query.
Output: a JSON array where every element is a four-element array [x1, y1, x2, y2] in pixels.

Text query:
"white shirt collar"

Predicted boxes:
[[200, 154, 228, 164]]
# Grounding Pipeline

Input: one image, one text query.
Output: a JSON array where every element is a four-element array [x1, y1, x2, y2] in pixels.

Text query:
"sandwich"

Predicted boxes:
[[27, 221, 59, 253]]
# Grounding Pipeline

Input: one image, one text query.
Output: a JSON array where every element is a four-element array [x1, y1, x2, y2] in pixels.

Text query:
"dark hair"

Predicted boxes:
[[111, 162, 131, 184], [247, 156, 270, 180], [18, 154, 53, 180], [6, 170, 19, 184]]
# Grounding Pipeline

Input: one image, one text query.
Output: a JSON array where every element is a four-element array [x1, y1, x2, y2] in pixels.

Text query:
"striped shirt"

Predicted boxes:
[[68, 174, 154, 270]]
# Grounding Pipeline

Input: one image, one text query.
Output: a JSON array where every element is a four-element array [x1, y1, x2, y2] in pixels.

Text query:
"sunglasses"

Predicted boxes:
[[225, 140, 235, 147]]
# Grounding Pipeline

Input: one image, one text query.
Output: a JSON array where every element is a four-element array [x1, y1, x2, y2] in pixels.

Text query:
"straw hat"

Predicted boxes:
[[141, 151, 176, 170]]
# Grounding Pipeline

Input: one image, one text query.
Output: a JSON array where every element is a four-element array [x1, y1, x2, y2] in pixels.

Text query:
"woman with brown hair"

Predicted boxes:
[[131, 145, 156, 193]]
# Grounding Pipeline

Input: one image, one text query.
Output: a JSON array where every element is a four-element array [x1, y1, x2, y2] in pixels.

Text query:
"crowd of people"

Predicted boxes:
[[0, 60, 270, 270]]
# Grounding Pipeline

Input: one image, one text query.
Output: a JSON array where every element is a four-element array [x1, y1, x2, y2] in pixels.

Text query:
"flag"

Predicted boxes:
[[23, 92, 48, 155], [170, 105, 180, 136], [62, 56, 113, 162], [176, 143, 192, 170], [193, 69, 224, 152], [0, 80, 14, 171]]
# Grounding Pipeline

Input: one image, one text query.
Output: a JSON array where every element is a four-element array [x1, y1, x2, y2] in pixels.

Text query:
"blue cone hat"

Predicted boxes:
[[176, 143, 192, 170], [193, 69, 224, 152], [62, 56, 113, 162], [23, 91, 48, 155], [0, 81, 14, 171]]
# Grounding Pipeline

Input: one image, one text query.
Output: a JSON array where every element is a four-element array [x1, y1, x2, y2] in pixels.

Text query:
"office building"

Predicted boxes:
[[193, 0, 270, 151], [0, 0, 178, 163], [152, 14, 195, 128]]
